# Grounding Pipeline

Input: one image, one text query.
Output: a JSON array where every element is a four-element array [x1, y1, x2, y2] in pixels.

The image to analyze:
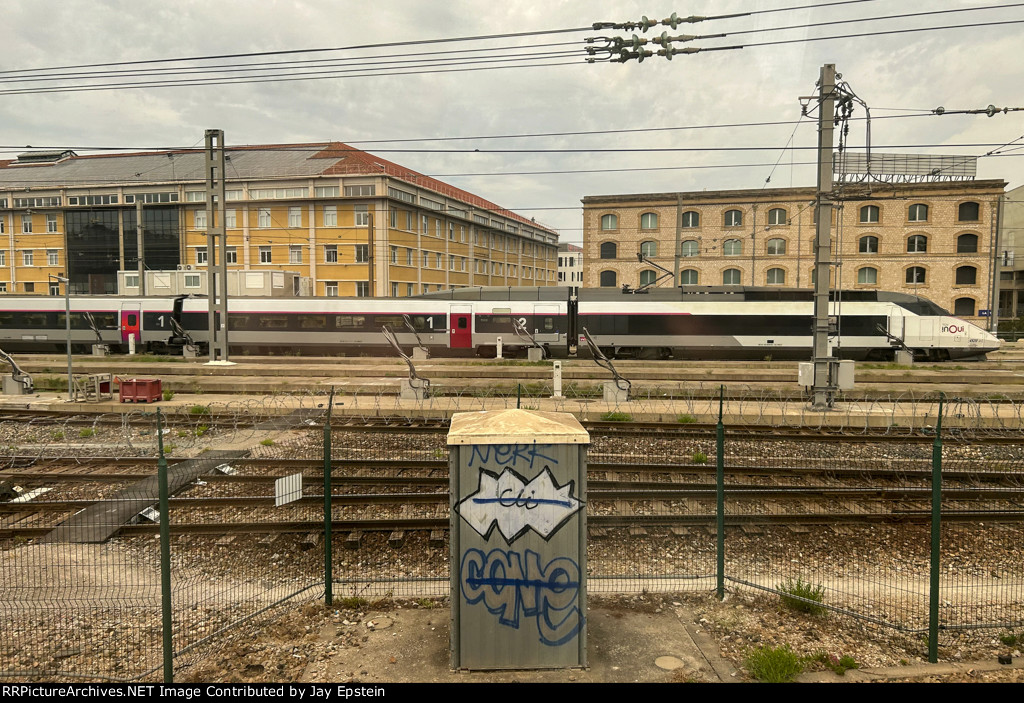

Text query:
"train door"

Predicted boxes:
[[887, 308, 905, 342], [450, 305, 473, 349], [531, 304, 560, 342], [120, 303, 141, 347]]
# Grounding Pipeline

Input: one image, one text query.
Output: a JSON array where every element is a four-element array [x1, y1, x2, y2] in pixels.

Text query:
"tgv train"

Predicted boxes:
[[0, 286, 1000, 361]]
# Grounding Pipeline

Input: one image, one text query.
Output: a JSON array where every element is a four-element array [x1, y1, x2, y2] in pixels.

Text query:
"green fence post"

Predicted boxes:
[[156, 409, 173, 683], [324, 387, 335, 607], [928, 392, 944, 663], [716, 385, 725, 600]]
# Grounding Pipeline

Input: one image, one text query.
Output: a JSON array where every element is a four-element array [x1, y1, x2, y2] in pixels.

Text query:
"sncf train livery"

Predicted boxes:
[[0, 286, 1000, 361]]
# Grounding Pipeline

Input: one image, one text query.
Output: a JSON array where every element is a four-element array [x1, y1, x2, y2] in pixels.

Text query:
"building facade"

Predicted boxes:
[[582, 179, 1007, 324], [557, 243, 583, 286], [0, 144, 558, 297]]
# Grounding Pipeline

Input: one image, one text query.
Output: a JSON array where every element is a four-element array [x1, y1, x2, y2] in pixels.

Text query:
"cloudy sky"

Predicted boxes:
[[3, 0, 1023, 241]]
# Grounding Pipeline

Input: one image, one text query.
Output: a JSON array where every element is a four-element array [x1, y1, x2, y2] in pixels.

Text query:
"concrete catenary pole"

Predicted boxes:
[[811, 64, 837, 409]]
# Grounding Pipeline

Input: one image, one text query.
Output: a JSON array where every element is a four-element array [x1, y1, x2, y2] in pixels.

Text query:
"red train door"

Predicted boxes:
[[121, 304, 141, 346], [450, 307, 472, 349]]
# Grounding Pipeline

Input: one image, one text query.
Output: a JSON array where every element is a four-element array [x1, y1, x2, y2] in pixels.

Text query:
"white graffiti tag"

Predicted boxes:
[[457, 467, 582, 544]]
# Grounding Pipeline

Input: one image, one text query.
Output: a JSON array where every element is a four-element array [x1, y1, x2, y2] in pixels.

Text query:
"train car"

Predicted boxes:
[[0, 286, 1000, 361]]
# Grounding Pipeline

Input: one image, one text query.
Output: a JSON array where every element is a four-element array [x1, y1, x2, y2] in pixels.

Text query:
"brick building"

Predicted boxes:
[[582, 179, 1007, 323]]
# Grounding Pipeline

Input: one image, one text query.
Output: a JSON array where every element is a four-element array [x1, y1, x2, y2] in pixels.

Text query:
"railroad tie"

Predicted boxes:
[[215, 534, 236, 547], [428, 530, 445, 547], [589, 527, 607, 540], [388, 530, 406, 548], [301, 532, 321, 550], [258, 533, 279, 547], [345, 530, 363, 550], [670, 526, 689, 537]]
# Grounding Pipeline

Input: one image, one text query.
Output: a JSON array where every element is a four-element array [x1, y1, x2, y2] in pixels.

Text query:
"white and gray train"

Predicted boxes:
[[0, 286, 1000, 361]]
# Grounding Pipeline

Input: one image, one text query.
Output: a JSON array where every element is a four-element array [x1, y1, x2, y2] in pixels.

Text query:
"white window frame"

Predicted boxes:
[[259, 246, 272, 264], [323, 206, 337, 227]]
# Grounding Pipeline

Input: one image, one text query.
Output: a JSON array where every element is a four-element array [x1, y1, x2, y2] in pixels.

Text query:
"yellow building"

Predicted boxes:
[[582, 179, 1007, 324], [0, 144, 558, 296]]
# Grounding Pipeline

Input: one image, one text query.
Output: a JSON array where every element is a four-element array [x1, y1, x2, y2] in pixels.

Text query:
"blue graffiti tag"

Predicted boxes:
[[461, 548, 583, 646], [466, 444, 558, 470]]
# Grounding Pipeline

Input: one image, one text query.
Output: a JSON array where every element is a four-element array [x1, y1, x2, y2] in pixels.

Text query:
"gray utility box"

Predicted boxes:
[[448, 409, 589, 670]]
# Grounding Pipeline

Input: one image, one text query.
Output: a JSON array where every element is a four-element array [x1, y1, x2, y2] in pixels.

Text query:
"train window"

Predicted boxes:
[[541, 317, 554, 331], [680, 240, 699, 257], [954, 298, 976, 316], [957, 233, 978, 253], [458, 318, 468, 329], [228, 315, 249, 330], [958, 202, 980, 222], [335, 316, 366, 329], [907, 235, 927, 253], [300, 315, 328, 329], [22, 313, 48, 327], [859, 205, 879, 223], [955, 266, 977, 285], [258, 315, 290, 329], [127, 314, 137, 326], [859, 236, 878, 254], [0, 312, 11, 327], [724, 210, 742, 227], [374, 315, 405, 328], [905, 267, 926, 285]]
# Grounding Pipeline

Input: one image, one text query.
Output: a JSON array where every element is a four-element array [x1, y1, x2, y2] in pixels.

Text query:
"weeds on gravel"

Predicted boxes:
[[600, 411, 632, 422], [676, 414, 697, 424], [807, 651, 859, 675], [745, 645, 803, 683], [999, 632, 1018, 646], [692, 451, 708, 464], [338, 597, 368, 609], [778, 577, 826, 616], [189, 405, 210, 416]]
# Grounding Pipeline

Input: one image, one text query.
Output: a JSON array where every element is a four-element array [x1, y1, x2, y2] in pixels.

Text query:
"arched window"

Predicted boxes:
[[859, 235, 878, 253], [958, 201, 980, 222], [640, 240, 658, 257], [724, 209, 743, 227], [722, 268, 742, 285], [955, 266, 977, 285], [954, 298, 976, 316], [766, 238, 786, 255], [680, 239, 699, 257], [680, 269, 699, 285], [639, 270, 657, 286], [723, 239, 742, 256], [906, 266, 926, 285], [857, 267, 878, 285], [768, 208, 787, 225], [640, 212, 658, 229], [957, 233, 978, 253], [599, 270, 617, 287], [766, 268, 785, 285], [682, 211, 700, 228], [908, 204, 929, 222], [600, 241, 617, 259], [600, 214, 618, 230], [907, 235, 928, 253], [860, 205, 879, 223]]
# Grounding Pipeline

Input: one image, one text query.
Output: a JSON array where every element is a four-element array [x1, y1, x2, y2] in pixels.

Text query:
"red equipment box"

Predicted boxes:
[[117, 377, 162, 403]]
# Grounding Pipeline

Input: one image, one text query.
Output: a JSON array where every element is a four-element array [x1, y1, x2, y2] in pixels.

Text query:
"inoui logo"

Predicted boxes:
[[942, 324, 965, 334]]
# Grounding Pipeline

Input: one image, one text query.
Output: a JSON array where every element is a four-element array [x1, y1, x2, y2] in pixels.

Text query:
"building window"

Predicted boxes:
[[680, 239, 699, 257], [226, 209, 237, 228], [423, 251, 431, 268], [46, 214, 58, 232], [908, 204, 928, 222], [723, 239, 742, 256], [124, 274, 139, 288], [288, 206, 301, 227], [21, 215, 32, 233], [859, 235, 878, 254], [600, 242, 617, 259], [356, 244, 369, 263], [356, 281, 370, 297], [195, 210, 208, 229], [954, 297, 976, 316], [421, 215, 429, 234], [722, 268, 741, 285], [600, 214, 618, 230], [599, 270, 617, 287], [258, 208, 271, 228], [226, 247, 237, 264], [391, 246, 398, 264], [640, 212, 658, 229], [857, 267, 877, 285], [259, 246, 272, 264], [325, 281, 338, 297], [344, 185, 375, 197], [316, 186, 340, 198], [354, 205, 369, 227], [682, 211, 700, 228], [955, 266, 977, 285], [680, 269, 698, 285], [958, 201, 980, 222], [957, 233, 978, 253], [766, 238, 786, 255], [766, 268, 785, 285], [289, 245, 302, 264], [23, 282, 34, 293], [859, 205, 879, 223], [323, 206, 337, 227], [324, 245, 338, 263], [46, 249, 59, 266], [407, 283, 414, 296], [0, 282, 6, 293], [406, 248, 413, 266], [23, 251, 33, 266], [907, 235, 928, 253], [639, 270, 657, 286], [724, 209, 742, 227], [906, 266, 926, 285], [196, 247, 208, 265], [0, 251, 5, 266], [640, 240, 658, 257], [184, 274, 201, 288], [392, 282, 399, 297], [768, 208, 787, 225]]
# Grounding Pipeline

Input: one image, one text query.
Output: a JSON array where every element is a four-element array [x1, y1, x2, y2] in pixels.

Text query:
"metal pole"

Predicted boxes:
[[367, 212, 375, 297], [928, 393, 944, 663], [156, 409, 174, 683], [136, 200, 145, 296], [716, 385, 725, 600], [204, 129, 229, 362], [811, 64, 837, 409], [64, 278, 72, 401], [674, 195, 682, 286], [324, 387, 334, 606]]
